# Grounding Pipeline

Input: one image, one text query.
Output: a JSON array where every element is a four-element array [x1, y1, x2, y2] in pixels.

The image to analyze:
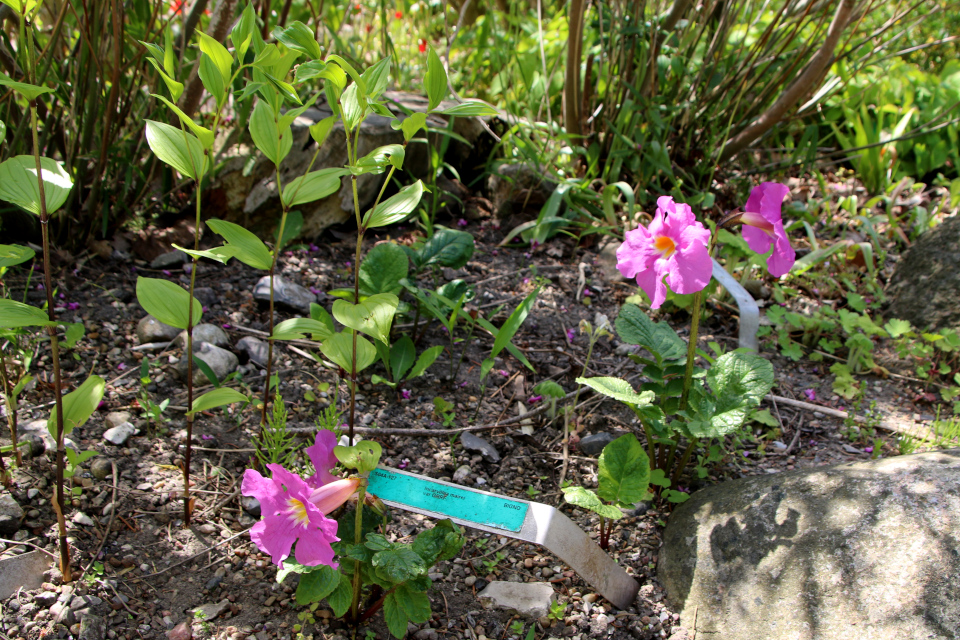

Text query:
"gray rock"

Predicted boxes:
[[236, 336, 270, 368], [252, 275, 316, 314], [596, 237, 625, 283], [0, 492, 24, 535], [34, 591, 59, 607], [241, 496, 261, 518], [136, 315, 180, 344], [50, 601, 76, 626], [193, 599, 230, 621], [103, 422, 137, 446], [173, 324, 229, 349], [886, 214, 960, 330], [453, 465, 472, 484], [176, 342, 239, 386], [460, 432, 500, 463], [72, 512, 94, 526], [149, 250, 187, 269], [89, 458, 113, 480], [104, 412, 131, 430], [578, 432, 617, 456], [18, 432, 45, 458], [78, 613, 106, 640], [487, 163, 558, 218], [658, 449, 960, 640], [0, 551, 49, 600], [17, 419, 55, 453], [478, 581, 556, 619], [193, 287, 218, 308], [71, 595, 102, 609]]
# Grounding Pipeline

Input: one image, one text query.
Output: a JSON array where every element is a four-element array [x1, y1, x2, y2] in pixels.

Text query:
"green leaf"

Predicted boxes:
[[0, 73, 53, 101], [171, 243, 238, 264], [353, 144, 405, 175], [401, 112, 427, 142], [408, 345, 443, 379], [63, 322, 85, 348], [144, 120, 207, 180], [360, 56, 393, 99], [311, 303, 335, 331], [197, 31, 233, 85], [198, 55, 226, 105], [396, 583, 431, 623], [189, 387, 248, 415], [390, 335, 416, 381], [533, 380, 565, 398], [284, 168, 347, 206], [206, 218, 273, 270], [437, 101, 498, 117], [0, 156, 74, 215], [144, 58, 184, 102], [49, 375, 105, 437], [411, 519, 463, 564], [575, 377, 654, 408], [686, 350, 775, 437], [135, 277, 202, 330], [332, 294, 399, 344], [423, 48, 447, 111], [383, 591, 409, 639], [615, 304, 686, 364], [334, 439, 382, 473], [359, 243, 409, 297], [230, 3, 257, 59], [372, 546, 425, 583], [364, 181, 425, 228], [309, 115, 337, 146], [418, 228, 474, 269], [0, 119, 5, 143], [597, 434, 650, 506], [0, 299, 56, 328], [492, 285, 541, 359], [340, 82, 367, 132], [295, 565, 341, 605], [273, 21, 322, 60], [884, 318, 912, 338], [272, 317, 334, 341], [249, 100, 292, 165], [320, 331, 377, 373], [561, 486, 624, 520], [192, 355, 221, 387], [326, 571, 353, 617]]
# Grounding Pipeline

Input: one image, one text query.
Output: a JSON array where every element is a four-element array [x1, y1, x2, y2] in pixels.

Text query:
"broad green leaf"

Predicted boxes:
[[364, 181, 425, 229], [273, 21, 322, 60], [561, 486, 624, 520], [884, 318, 912, 338], [0, 73, 53, 101], [360, 56, 392, 99], [189, 387, 248, 415], [492, 285, 541, 358], [0, 0, 39, 15], [480, 357, 495, 383], [371, 373, 397, 388], [339, 82, 366, 132], [144, 120, 207, 180], [0, 156, 74, 215], [423, 48, 447, 111], [597, 433, 650, 506], [294, 565, 341, 605], [310, 303, 335, 333], [396, 583, 431, 624], [49, 375, 105, 437], [325, 55, 366, 94], [284, 168, 347, 206], [145, 58, 185, 101], [319, 63, 348, 92], [411, 519, 463, 564], [278, 95, 320, 131], [418, 228, 474, 269], [0, 298, 56, 328], [0, 244, 34, 268], [401, 112, 427, 142], [230, 3, 257, 59], [135, 277, 202, 330], [332, 294, 399, 344], [197, 31, 233, 84], [65, 448, 98, 469], [575, 376, 654, 407], [533, 380, 565, 398], [198, 55, 226, 105], [707, 350, 774, 408], [334, 439, 381, 473], [383, 591, 409, 639], [407, 345, 444, 379], [372, 546, 425, 584], [390, 335, 416, 381], [309, 115, 337, 146], [63, 322, 85, 348], [326, 571, 353, 617], [359, 242, 408, 296], [249, 100, 292, 165], [437, 101, 498, 117], [272, 317, 334, 341], [206, 218, 273, 270], [151, 95, 215, 148], [353, 144, 405, 175], [171, 243, 238, 264], [320, 331, 377, 373], [615, 304, 686, 364]]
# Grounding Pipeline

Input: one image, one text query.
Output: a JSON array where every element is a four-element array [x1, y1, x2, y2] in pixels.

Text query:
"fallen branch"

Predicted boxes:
[[765, 393, 936, 440]]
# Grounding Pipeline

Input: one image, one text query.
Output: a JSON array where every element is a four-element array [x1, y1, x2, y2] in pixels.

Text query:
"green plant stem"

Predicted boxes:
[[670, 437, 698, 487], [350, 480, 367, 621], [452, 318, 476, 382], [679, 289, 703, 412], [182, 171, 204, 525], [0, 349, 22, 467]]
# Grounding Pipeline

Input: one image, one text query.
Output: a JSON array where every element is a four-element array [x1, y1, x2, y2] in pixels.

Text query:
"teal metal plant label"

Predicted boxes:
[[367, 467, 529, 532]]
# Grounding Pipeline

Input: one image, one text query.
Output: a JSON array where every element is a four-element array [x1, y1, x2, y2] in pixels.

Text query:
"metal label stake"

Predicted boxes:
[[367, 466, 640, 610]]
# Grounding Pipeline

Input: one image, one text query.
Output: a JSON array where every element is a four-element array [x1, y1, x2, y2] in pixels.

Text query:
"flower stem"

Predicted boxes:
[[350, 481, 367, 621], [679, 289, 703, 412]]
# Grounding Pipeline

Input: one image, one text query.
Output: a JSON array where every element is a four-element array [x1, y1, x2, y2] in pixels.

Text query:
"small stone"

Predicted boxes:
[[50, 602, 76, 626], [583, 593, 598, 603], [540, 567, 554, 578], [460, 432, 500, 463], [103, 422, 137, 446], [478, 581, 556, 618], [150, 250, 187, 269], [0, 492, 24, 535], [72, 512, 94, 527], [236, 336, 270, 368], [136, 315, 180, 344], [253, 275, 316, 314], [524, 558, 534, 569], [90, 458, 114, 480], [842, 444, 862, 454], [77, 614, 106, 640], [193, 599, 231, 620], [174, 324, 230, 349], [453, 465, 472, 484], [465, 576, 477, 587], [166, 621, 192, 640], [198, 523, 217, 534], [35, 591, 59, 607], [176, 342, 239, 386], [578, 433, 617, 456], [241, 496, 261, 517], [205, 576, 222, 591], [193, 287, 218, 308], [104, 412, 131, 429]]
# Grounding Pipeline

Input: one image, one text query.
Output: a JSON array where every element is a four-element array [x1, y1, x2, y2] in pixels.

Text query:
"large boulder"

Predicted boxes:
[[658, 450, 960, 640], [885, 214, 960, 331], [208, 91, 490, 239]]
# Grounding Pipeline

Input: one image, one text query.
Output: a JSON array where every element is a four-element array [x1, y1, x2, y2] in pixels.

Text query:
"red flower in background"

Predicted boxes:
[[418, 39, 426, 53], [354, 3, 362, 12], [395, 10, 403, 18], [170, 0, 186, 14], [365, 24, 373, 32]]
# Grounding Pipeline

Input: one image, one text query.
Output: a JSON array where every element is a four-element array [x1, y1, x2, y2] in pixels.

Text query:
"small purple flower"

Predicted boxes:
[[201, 434, 213, 440], [67, 302, 80, 310], [743, 451, 750, 457], [459, 381, 468, 388], [309, 244, 320, 252], [202, 306, 208, 313], [531, 240, 540, 249], [183, 264, 192, 275], [566, 328, 576, 343], [58, 293, 65, 300], [528, 395, 542, 404], [491, 249, 499, 256], [583, 288, 592, 297], [523, 278, 530, 285], [344, 261, 352, 268], [36, 284, 44, 290], [740, 183, 794, 277], [498, 370, 509, 377], [162, 270, 171, 276], [398, 458, 410, 469], [285, 251, 294, 257], [809, 440, 817, 447], [117, 363, 127, 371], [864, 446, 874, 453], [523, 252, 532, 259], [222, 324, 232, 329], [457, 218, 468, 227], [804, 389, 816, 402], [310, 287, 322, 296], [401, 389, 412, 400]]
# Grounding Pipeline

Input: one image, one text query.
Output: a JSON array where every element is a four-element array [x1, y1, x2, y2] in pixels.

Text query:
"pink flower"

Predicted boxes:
[[528, 395, 542, 404], [67, 302, 80, 310], [616, 197, 712, 310], [582, 288, 592, 297], [401, 389, 412, 400], [803, 389, 816, 402], [740, 183, 794, 277], [864, 446, 874, 453], [241, 463, 355, 569], [304, 430, 339, 489], [457, 218, 468, 227], [566, 328, 576, 343]]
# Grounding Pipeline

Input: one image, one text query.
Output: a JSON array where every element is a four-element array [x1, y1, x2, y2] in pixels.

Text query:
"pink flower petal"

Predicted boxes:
[[305, 430, 339, 488], [742, 183, 794, 277], [250, 515, 297, 567], [309, 478, 360, 514]]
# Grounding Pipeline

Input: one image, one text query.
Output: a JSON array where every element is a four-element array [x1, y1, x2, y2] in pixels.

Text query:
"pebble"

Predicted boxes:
[[35, 591, 59, 607], [453, 465, 472, 483], [464, 576, 477, 587], [578, 432, 617, 456], [90, 458, 113, 480], [241, 496, 261, 517], [72, 512, 94, 527], [460, 433, 501, 463], [103, 422, 137, 446]]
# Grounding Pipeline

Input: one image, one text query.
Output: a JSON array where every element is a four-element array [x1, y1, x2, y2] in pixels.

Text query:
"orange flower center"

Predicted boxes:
[[654, 236, 676, 258], [287, 498, 310, 526]]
